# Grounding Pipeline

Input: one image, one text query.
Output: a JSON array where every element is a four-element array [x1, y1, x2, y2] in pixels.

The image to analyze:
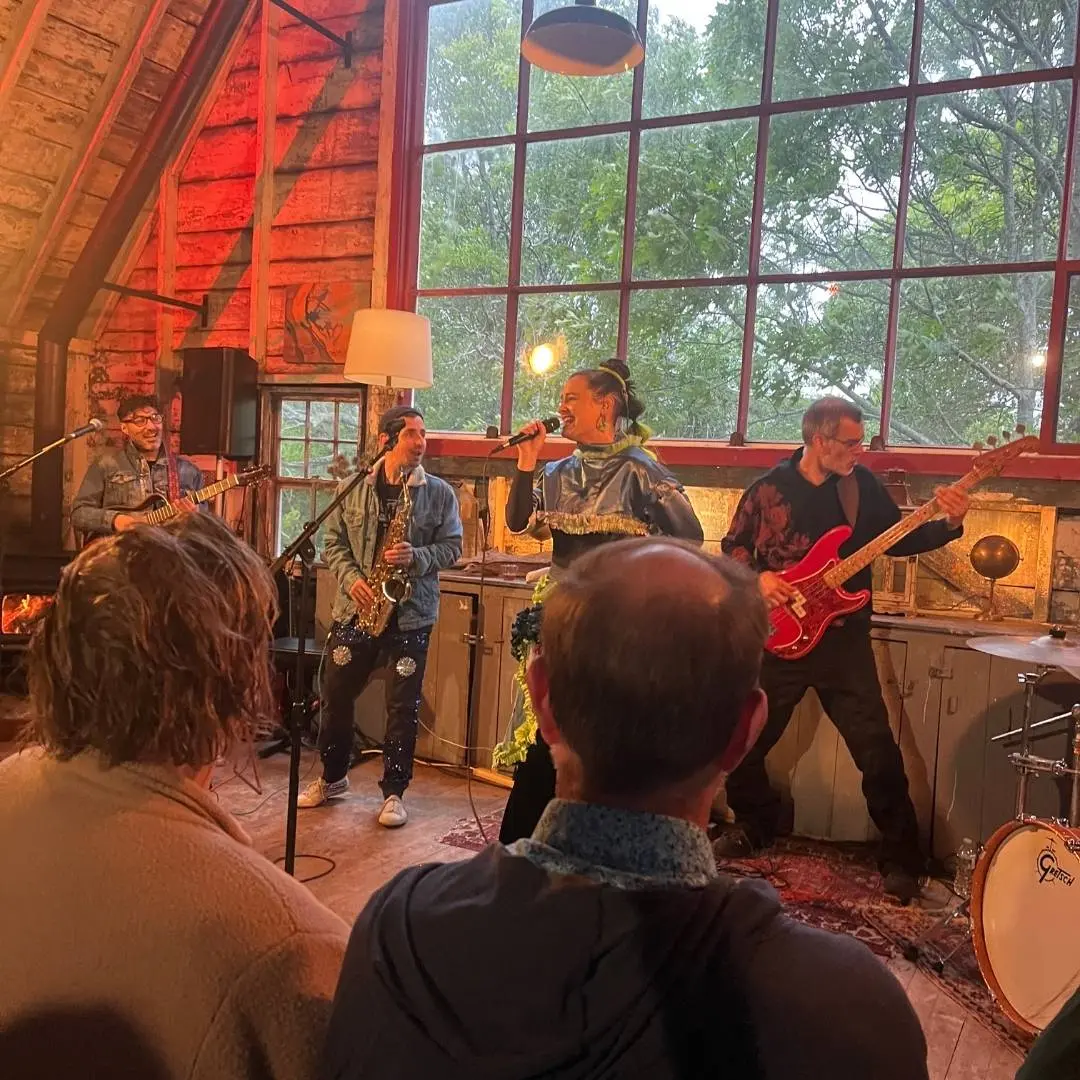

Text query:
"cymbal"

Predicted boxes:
[[968, 629, 1080, 678]]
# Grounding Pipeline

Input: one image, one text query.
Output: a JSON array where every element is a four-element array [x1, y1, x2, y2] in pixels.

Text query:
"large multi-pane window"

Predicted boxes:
[[272, 395, 364, 557], [406, 0, 1080, 449]]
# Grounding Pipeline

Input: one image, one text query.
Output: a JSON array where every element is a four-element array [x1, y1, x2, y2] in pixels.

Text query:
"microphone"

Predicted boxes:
[[63, 418, 104, 441], [493, 416, 561, 451]]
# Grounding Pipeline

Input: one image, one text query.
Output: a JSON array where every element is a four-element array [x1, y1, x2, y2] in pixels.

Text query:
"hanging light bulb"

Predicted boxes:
[[522, 0, 645, 77], [527, 342, 557, 375]]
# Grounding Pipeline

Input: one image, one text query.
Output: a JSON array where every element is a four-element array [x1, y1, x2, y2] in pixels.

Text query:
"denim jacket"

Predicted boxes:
[[70, 442, 205, 538], [323, 462, 463, 631]]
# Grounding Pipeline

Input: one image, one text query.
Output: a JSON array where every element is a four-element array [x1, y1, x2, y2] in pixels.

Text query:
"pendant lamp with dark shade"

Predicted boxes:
[[522, 0, 645, 76]]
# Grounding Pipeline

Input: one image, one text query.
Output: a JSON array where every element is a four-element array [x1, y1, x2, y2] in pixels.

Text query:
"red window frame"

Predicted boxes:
[[387, 0, 1080, 479]]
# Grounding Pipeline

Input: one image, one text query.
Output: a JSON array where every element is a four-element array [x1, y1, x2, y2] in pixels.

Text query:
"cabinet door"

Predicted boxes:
[[770, 637, 909, 843], [470, 590, 532, 772], [414, 592, 476, 766], [930, 646, 992, 859]]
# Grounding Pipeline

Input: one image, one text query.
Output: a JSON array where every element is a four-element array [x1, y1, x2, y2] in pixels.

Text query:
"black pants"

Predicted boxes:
[[726, 623, 922, 876], [498, 734, 556, 844], [318, 625, 430, 798]]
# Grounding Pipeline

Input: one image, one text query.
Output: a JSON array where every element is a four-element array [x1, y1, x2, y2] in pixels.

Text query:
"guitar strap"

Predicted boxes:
[[837, 471, 859, 528], [162, 424, 181, 504]]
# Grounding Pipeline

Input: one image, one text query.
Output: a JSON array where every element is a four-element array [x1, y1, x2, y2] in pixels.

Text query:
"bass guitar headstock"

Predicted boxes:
[[968, 423, 1039, 480], [236, 464, 272, 486]]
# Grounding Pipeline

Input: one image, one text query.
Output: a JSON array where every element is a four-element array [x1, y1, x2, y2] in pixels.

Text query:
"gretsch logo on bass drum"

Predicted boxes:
[[1037, 842, 1075, 886]]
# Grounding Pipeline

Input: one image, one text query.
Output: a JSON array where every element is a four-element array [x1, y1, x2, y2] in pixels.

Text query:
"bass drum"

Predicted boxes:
[[971, 819, 1080, 1033]]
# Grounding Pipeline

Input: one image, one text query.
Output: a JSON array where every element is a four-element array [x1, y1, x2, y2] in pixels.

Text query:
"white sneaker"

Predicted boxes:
[[378, 795, 408, 828], [297, 776, 349, 808]]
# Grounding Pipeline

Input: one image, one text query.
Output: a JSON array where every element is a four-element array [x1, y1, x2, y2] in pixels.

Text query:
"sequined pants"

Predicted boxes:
[[318, 624, 431, 798]]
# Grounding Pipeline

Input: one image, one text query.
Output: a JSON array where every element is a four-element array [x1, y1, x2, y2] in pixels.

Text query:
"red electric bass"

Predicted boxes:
[[766, 436, 1039, 660]]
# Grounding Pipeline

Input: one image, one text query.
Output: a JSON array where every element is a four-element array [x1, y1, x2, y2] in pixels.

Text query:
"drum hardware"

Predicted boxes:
[[956, 631, 1080, 1034], [902, 900, 971, 974], [991, 703, 1080, 744]]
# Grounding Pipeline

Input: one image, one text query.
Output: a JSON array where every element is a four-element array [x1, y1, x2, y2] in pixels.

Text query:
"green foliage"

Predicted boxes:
[[415, 0, 1079, 446]]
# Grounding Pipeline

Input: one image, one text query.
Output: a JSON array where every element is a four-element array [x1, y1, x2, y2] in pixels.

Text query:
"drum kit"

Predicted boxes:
[[909, 625, 1080, 1034]]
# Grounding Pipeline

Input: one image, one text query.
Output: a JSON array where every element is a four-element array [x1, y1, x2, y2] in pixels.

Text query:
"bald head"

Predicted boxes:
[[537, 538, 768, 799]]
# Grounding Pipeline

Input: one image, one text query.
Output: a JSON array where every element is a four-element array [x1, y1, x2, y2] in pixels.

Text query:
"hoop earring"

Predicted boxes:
[[597, 416, 608, 432]]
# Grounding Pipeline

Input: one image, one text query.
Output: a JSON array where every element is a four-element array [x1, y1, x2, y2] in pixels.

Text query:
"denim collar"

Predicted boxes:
[[508, 798, 717, 889]]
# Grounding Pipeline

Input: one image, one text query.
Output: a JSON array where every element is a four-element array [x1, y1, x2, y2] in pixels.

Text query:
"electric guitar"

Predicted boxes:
[[98, 465, 270, 529], [766, 437, 1039, 660]]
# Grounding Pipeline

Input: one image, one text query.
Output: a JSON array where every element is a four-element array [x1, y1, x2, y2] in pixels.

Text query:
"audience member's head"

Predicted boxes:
[[25, 513, 276, 771], [526, 537, 768, 821]]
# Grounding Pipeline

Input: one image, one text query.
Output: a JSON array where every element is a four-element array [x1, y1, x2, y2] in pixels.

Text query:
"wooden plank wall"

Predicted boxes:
[[0, 0, 208, 536], [0, 333, 95, 532], [94, 0, 383, 431]]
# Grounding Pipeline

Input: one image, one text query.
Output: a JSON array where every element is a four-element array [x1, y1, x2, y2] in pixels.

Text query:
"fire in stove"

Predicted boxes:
[[1, 594, 54, 636]]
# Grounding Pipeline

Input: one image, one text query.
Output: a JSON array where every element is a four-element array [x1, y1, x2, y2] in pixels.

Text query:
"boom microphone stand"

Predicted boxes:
[[269, 434, 395, 876]]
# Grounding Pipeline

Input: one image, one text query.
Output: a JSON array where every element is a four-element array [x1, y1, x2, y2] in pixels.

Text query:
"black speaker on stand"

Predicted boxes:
[[178, 347, 258, 460]]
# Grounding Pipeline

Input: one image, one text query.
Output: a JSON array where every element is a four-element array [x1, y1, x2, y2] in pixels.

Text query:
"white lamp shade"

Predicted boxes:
[[343, 308, 433, 389]]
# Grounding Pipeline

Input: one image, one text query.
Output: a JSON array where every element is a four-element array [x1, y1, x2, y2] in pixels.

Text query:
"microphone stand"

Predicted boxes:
[[269, 436, 395, 876]]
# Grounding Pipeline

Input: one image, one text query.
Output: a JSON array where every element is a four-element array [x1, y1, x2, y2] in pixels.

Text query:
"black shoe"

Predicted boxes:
[[883, 868, 921, 905], [712, 826, 773, 860]]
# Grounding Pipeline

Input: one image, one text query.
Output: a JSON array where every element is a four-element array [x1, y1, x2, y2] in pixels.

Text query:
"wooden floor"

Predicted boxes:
[[213, 749, 1024, 1079]]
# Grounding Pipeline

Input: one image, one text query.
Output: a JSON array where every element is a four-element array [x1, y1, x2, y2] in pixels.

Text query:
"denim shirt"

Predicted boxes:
[[70, 442, 205, 538], [323, 462, 463, 631]]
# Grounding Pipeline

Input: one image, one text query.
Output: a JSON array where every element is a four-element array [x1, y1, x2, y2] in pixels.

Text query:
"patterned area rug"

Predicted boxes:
[[439, 815, 1034, 1056]]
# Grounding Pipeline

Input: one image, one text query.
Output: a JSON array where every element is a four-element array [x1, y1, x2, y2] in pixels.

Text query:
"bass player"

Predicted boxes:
[[70, 394, 202, 541], [717, 397, 969, 904], [296, 406, 462, 827]]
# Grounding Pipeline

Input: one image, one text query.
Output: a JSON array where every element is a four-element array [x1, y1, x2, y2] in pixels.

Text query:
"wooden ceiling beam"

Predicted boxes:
[[1, 0, 175, 329], [0, 1, 51, 118], [86, 2, 260, 341]]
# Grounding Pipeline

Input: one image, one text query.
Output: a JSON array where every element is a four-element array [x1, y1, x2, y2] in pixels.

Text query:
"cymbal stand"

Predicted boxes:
[[1012, 669, 1047, 820]]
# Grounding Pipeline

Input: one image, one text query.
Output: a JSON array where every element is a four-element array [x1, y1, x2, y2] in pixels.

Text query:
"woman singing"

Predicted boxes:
[[496, 360, 704, 842]]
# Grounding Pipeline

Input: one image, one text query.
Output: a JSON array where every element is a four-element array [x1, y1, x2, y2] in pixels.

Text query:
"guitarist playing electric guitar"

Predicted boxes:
[[71, 394, 204, 541], [716, 397, 971, 905]]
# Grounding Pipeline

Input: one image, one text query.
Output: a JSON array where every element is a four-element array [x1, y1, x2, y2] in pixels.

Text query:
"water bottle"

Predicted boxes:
[[953, 838, 978, 900]]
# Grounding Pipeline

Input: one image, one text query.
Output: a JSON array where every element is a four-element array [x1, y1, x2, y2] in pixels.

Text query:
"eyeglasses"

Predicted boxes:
[[826, 435, 864, 450], [122, 413, 163, 427]]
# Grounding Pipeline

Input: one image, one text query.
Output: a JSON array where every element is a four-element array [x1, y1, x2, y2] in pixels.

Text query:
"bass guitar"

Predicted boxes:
[[766, 437, 1039, 660], [102, 465, 270, 527]]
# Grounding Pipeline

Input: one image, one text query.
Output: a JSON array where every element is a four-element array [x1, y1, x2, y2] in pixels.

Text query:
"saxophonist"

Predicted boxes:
[[297, 407, 463, 827]]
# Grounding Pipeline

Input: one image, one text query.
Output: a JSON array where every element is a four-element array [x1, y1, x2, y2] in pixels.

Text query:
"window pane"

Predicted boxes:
[[337, 402, 360, 443], [643, 0, 766, 119], [908, 84, 1068, 267], [512, 291, 620, 428], [278, 439, 306, 478], [1060, 276, 1080, 442], [627, 286, 744, 439], [748, 280, 889, 441], [415, 294, 507, 432], [277, 487, 313, 555], [424, 0, 522, 143], [633, 119, 757, 279], [521, 134, 629, 285], [419, 146, 514, 288], [527, 0, 635, 131], [921, 1, 1076, 81], [773, 0, 913, 101], [308, 440, 336, 479], [309, 401, 334, 440], [763, 101, 904, 274], [891, 272, 1051, 446], [280, 399, 306, 439]]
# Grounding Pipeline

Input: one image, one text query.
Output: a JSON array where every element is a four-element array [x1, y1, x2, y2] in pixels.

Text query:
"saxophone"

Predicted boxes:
[[352, 466, 414, 637]]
